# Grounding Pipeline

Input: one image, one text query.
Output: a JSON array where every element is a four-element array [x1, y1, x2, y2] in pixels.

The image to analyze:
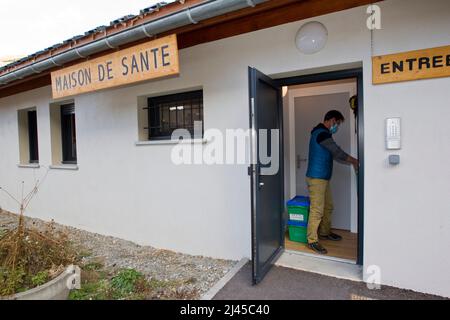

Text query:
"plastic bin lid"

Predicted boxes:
[[287, 196, 310, 207]]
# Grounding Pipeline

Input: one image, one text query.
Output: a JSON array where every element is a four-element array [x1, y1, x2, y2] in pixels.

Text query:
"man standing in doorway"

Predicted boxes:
[[306, 110, 358, 254]]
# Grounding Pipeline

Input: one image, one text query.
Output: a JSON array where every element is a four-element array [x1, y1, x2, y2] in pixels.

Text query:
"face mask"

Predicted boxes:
[[330, 124, 339, 134]]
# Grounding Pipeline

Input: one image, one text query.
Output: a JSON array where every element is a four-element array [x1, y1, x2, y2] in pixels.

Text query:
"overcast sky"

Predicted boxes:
[[0, 0, 164, 57]]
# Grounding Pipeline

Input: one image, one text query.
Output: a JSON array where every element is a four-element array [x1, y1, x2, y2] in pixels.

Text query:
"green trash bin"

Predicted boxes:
[[286, 196, 310, 243], [288, 220, 308, 243], [287, 196, 310, 224]]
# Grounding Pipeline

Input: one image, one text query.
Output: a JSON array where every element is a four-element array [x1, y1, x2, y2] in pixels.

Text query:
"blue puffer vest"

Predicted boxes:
[[306, 126, 333, 180]]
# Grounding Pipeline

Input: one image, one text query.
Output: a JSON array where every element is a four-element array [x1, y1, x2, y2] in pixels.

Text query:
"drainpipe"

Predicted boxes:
[[0, 0, 268, 85]]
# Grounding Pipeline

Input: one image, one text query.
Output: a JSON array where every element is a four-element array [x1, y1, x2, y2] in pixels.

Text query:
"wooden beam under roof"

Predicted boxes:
[[0, 0, 381, 98]]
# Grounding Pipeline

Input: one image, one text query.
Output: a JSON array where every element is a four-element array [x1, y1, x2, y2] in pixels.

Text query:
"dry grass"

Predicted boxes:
[[0, 215, 76, 296]]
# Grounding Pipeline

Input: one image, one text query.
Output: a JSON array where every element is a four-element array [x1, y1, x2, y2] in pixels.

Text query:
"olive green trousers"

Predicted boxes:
[[306, 177, 334, 244]]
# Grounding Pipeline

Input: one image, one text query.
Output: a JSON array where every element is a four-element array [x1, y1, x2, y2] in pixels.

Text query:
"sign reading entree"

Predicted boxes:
[[372, 45, 450, 84], [51, 34, 179, 99]]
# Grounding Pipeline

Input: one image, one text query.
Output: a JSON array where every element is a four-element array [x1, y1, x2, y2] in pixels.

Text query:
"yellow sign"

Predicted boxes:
[[373, 45, 450, 84], [51, 34, 179, 99]]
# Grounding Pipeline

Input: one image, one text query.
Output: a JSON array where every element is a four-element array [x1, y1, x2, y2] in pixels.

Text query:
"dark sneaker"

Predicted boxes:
[[319, 232, 343, 241], [307, 242, 328, 254]]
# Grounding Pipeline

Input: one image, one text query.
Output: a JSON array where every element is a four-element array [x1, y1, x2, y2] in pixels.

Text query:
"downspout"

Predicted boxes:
[[0, 0, 268, 85]]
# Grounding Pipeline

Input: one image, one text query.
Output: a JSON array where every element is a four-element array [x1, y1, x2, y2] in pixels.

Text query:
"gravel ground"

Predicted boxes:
[[0, 210, 236, 299]]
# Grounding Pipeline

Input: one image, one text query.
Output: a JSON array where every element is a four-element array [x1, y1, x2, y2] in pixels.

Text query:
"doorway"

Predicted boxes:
[[283, 78, 358, 263], [249, 67, 364, 285]]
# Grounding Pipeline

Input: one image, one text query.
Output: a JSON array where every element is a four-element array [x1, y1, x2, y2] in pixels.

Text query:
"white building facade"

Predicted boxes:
[[0, 0, 449, 297]]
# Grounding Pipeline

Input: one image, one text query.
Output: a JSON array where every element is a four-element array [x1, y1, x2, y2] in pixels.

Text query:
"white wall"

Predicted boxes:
[[362, 0, 450, 298], [1, 0, 449, 297]]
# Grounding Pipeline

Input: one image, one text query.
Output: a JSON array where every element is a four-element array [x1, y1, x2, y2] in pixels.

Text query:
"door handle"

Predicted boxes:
[[297, 155, 307, 169], [259, 182, 265, 187]]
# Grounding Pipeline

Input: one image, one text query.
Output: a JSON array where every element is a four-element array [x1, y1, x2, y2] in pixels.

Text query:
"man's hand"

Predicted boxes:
[[347, 156, 359, 173]]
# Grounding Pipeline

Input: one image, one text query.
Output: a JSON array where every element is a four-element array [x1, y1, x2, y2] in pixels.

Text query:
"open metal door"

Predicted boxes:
[[248, 67, 284, 285]]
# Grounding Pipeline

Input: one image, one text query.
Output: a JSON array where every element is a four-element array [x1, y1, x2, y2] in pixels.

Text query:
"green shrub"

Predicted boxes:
[[31, 271, 49, 287], [0, 267, 26, 296], [110, 268, 145, 296], [69, 267, 149, 300], [69, 279, 111, 300]]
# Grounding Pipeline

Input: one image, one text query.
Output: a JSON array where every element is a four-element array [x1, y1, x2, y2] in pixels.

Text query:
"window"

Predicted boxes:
[[49, 101, 78, 168], [146, 90, 203, 140], [27, 110, 39, 163], [18, 107, 39, 165], [60, 103, 77, 164]]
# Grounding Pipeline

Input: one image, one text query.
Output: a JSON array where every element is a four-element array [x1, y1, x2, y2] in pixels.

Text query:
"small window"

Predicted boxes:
[[27, 110, 39, 163], [60, 103, 77, 164], [18, 107, 39, 165], [146, 90, 203, 140]]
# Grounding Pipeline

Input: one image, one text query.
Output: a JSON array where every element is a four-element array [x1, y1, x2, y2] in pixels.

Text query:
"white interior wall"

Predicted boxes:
[[1, 0, 450, 297]]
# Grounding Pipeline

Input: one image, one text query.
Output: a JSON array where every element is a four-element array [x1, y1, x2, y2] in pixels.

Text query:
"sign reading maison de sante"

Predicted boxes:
[[51, 34, 179, 99]]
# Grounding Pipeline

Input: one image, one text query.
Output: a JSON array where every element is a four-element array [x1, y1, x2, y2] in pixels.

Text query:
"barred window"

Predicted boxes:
[[146, 90, 203, 140]]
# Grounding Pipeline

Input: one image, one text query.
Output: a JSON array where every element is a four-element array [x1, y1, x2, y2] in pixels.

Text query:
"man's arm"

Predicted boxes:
[[317, 132, 358, 169]]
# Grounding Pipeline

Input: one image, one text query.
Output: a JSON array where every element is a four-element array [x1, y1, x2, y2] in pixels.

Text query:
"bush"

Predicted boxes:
[[110, 269, 146, 297], [0, 267, 26, 296], [69, 264, 200, 300], [0, 220, 76, 296], [69, 279, 111, 300], [69, 267, 149, 300], [31, 271, 49, 287]]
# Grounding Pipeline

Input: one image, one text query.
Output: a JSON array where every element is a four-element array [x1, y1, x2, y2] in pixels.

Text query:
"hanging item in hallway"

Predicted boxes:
[[349, 95, 358, 117], [51, 34, 179, 99], [372, 45, 450, 84], [349, 95, 358, 134]]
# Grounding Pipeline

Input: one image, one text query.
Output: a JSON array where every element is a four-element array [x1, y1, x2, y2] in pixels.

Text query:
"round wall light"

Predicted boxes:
[[295, 21, 328, 54]]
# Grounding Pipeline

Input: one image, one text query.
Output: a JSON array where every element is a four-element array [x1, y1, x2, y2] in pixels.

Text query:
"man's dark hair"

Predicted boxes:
[[324, 110, 345, 122]]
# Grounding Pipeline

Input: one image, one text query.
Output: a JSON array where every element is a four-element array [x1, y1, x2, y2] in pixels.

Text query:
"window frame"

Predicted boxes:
[[60, 103, 77, 164], [145, 90, 204, 141]]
